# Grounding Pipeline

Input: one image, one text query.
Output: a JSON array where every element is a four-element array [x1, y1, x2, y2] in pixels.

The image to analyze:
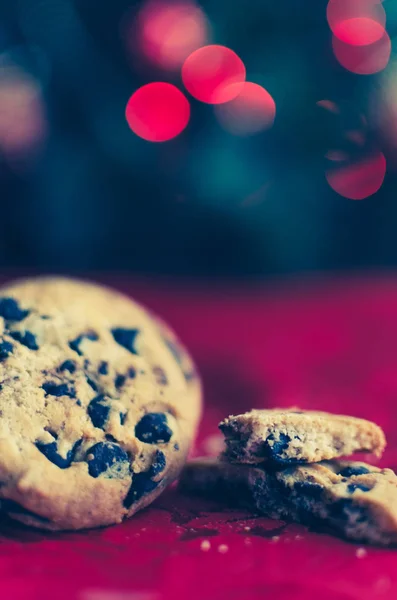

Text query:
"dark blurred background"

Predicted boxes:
[[0, 0, 396, 277]]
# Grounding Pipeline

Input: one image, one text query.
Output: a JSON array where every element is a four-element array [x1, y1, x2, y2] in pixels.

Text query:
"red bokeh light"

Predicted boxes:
[[327, 0, 386, 36], [332, 30, 391, 74], [125, 82, 190, 142], [316, 100, 340, 114], [215, 82, 276, 136], [182, 45, 246, 104], [136, 0, 209, 69], [326, 152, 386, 199], [333, 17, 385, 46]]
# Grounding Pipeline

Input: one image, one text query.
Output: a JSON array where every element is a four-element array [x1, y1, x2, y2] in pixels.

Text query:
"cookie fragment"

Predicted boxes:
[[179, 458, 397, 546], [219, 409, 386, 465]]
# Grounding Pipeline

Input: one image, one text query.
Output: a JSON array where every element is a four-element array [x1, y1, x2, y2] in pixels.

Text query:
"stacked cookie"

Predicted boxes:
[[179, 409, 397, 546]]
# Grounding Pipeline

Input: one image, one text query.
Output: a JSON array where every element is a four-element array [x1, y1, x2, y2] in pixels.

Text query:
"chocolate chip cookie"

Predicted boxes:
[[219, 409, 385, 465], [0, 277, 201, 530], [179, 458, 397, 545]]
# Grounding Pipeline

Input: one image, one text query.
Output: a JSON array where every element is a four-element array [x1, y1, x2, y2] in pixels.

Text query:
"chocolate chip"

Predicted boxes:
[[111, 328, 139, 355], [120, 412, 127, 425], [42, 381, 76, 398], [174, 443, 180, 451], [150, 449, 166, 476], [128, 367, 136, 379], [40, 315, 51, 320], [115, 374, 126, 389], [36, 439, 81, 469], [0, 341, 13, 361], [293, 481, 324, 498], [123, 450, 166, 507], [86, 376, 98, 392], [153, 366, 168, 385], [135, 413, 173, 444], [69, 331, 98, 356], [98, 361, 108, 375], [339, 466, 370, 477], [58, 360, 76, 374], [86, 442, 130, 478], [0, 298, 29, 322], [347, 483, 371, 493], [262, 432, 301, 464], [10, 330, 38, 350], [88, 395, 110, 429]]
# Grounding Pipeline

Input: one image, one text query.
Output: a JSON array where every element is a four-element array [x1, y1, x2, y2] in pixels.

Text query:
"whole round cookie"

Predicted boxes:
[[0, 277, 201, 530]]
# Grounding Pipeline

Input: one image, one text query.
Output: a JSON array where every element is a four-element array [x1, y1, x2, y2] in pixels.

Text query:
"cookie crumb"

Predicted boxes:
[[244, 526, 251, 532], [200, 540, 211, 551], [244, 538, 252, 546], [218, 544, 229, 554], [356, 547, 367, 558]]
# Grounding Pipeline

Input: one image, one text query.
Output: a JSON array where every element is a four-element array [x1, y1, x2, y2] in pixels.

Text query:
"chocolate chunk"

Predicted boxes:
[[153, 366, 168, 385], [150, 449, 166, 476], [0, 298, 29, 322], [135, 413, 173, 444], [115, 374, 126, 389], [88, 395, 110, 429], [40, 315, 51, 320], [36, 439, 81, 469], [42, 382, 76, 398], [10, 331, 38, 350], [120, 412, 127, 425], [128, 367, 136, 379], [123, 450, 166, 507], [69, 331, 98, 356], [293, 481, 324, 498], [0, 499, 50, 522], [86, 442, 130, 478], [347, 483, 371, 493], [58, 360, 76, 374], [262, 432, 302, 464], [86, 376, 98, 392], [111, 328, 139, 355], [174, 443, 180, 451], [98, 361, 108, 375], [339, 466, 371, 477], [0, 341, 13, 361]]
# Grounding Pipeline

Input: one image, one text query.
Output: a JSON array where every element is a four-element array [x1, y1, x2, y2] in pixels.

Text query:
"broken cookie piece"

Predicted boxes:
[[179, 457, 397, 546], [219, 409, 385, 465]]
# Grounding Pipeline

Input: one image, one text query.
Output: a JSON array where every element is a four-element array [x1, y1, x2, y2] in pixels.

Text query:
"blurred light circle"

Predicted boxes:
[[327, 0, 386, 36], [136, 0, 209, 69], [215, 82, 275, 136], [182, 45, 246, 104], [326, 152, 386, 199], [0, 68, 46, 153], [332, 31, 391, 74], [325, 150, 350, 161], [125, 82, 190, 142], [333, 17, 385, 46], [316, 99, 340, 113]]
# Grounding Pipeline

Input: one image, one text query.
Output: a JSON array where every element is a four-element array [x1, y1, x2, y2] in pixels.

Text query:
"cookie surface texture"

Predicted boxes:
[[0, 277, 201, 530], [179, 458, 397, 546], [219, 409, 385, 465]]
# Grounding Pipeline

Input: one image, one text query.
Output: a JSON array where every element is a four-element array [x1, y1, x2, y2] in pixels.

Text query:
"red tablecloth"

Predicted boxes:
[[1, 275, 397, 600]]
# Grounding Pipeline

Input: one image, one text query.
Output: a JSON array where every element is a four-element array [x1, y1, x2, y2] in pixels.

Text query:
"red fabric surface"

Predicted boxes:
[[1, 275, 397, 600]]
